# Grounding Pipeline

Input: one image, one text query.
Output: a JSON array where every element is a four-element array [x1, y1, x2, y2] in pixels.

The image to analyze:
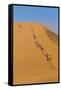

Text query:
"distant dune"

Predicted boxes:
[[13, 22, 58, 84]]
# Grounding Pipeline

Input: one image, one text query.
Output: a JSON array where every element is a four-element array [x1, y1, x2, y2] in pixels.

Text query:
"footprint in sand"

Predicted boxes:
[[30, 28, 56, 70], [16, 25, 56, 70]]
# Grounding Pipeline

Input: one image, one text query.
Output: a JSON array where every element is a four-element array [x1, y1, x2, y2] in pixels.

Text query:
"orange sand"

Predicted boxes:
[[13, 22, 58, 85]]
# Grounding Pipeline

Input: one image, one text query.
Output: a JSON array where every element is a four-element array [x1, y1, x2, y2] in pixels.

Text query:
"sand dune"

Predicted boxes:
[[13, 22, 58, 84]]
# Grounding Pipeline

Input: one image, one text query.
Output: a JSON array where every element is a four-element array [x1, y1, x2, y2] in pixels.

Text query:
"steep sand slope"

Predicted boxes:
[[13, 22, 58, 84]]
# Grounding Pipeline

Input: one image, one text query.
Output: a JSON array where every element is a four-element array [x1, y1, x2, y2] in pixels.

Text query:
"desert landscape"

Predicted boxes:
[[13, 22, 58, 85]]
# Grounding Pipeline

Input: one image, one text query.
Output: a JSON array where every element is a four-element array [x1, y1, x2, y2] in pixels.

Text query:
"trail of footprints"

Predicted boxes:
[[18, 24, 56, 70], [31, 28, 56, 70], [30, 28, 52, 61]]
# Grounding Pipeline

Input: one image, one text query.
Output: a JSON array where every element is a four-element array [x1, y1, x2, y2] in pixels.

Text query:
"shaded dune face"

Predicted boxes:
[[43, 26, 58, 45], [13, 22, 58, 85]]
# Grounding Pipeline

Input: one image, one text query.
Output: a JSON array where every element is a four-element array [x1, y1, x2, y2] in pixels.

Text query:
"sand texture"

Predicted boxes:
[[13, 22, 58, 84]]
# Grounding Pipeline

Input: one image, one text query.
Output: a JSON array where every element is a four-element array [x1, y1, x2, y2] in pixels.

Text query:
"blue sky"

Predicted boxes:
[[13, 5, 58, 34]]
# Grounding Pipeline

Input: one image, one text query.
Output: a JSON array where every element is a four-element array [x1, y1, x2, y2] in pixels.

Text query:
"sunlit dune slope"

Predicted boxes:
[[13, 22, 58, 84]]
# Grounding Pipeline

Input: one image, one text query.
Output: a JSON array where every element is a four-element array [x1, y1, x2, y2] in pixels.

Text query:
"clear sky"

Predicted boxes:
[[13, 5, 58, 34]]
